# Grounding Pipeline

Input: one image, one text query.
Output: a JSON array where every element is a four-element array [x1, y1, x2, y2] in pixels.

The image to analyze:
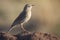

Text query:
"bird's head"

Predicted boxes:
[[24, 4, 34, 11]]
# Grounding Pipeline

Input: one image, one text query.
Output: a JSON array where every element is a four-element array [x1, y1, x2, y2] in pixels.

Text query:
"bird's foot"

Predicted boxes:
[[21, 30, 31, 34]]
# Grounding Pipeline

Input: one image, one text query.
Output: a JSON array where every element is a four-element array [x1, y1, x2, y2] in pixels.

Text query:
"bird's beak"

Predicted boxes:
[[32, 5, 35, 6]]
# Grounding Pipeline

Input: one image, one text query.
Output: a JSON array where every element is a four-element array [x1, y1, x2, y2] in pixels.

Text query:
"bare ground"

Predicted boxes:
[[0, 31, 60, 40]]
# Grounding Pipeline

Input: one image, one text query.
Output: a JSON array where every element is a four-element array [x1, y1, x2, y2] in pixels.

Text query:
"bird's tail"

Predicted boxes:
[[7, 26, 15, 33]]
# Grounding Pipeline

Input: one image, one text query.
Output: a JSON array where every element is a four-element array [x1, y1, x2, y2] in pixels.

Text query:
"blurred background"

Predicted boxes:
[[0, 0, 60, 35]]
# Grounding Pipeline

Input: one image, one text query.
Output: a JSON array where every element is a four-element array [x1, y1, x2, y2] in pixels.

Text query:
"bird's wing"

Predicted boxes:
[[11, 11, 26, 27]]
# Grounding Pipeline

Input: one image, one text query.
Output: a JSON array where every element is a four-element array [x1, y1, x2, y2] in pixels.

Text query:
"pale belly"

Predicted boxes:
[[23, 12, 31, 23]]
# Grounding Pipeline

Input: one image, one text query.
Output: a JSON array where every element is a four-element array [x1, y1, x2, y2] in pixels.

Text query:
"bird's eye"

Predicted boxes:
[[28, 6, 30, 7]]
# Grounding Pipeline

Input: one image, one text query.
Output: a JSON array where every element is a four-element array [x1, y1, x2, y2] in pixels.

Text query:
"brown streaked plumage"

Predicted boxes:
[[8, 4, 34, 33]]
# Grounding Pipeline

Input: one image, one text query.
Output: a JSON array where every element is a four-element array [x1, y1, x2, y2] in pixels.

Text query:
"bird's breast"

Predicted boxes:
[[24, 11, 31, 23], [26, 11, 31, 19]]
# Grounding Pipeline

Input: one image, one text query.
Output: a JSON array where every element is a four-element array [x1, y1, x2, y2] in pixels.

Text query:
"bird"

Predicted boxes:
[[8, 4, 34, 33]]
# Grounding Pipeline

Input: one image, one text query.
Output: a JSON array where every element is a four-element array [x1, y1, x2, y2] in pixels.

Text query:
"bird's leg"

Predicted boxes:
[[20, 23, 26, 32], [20, 23, 31, 34]]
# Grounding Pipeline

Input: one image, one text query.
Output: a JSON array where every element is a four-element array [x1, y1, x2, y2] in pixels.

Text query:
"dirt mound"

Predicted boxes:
[[0, 32, 60, 40]]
